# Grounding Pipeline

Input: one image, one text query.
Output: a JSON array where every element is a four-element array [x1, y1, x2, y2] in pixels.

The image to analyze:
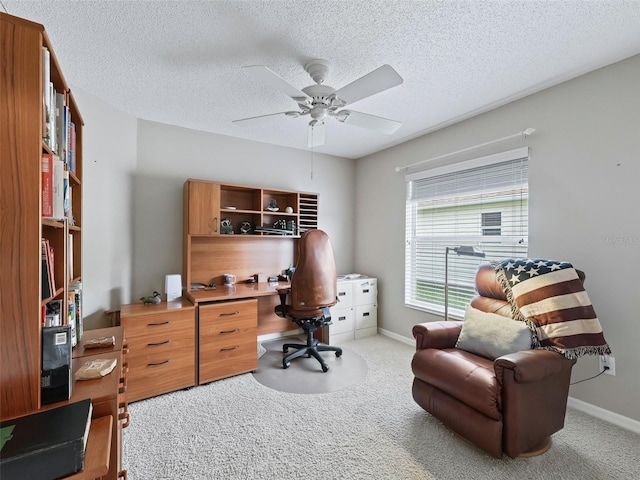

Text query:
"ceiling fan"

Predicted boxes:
[[233, 59, 404, 147]]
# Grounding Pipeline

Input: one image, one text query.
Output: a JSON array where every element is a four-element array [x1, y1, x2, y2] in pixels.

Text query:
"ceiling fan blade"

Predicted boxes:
[[338, 110, 402, 134], [308, 122, 326, 147], [232, 112, 290, 124], [243, 65, 310, 100], [334, 64, 403, 105]]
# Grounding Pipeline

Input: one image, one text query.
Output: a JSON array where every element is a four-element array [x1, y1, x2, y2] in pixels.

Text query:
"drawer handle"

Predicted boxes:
[[220, 345, 240, 352], [338, 292, 346, 296], [147, 339, 172, 347], [363, 312, 370, 317], [362, 289, 369, 293], [338, 316, 346, 321], [118, 411, 131, 428], [220, 328, 240, 334], [220, 311, 240, 317], [148, 320, 171, 327], [147, 359, 171, 367]]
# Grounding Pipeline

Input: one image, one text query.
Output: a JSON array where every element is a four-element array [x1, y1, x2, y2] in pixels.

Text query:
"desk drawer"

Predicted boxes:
[[122, 327, 194, 354], [126, 346, 196, 402], [121, 309, 194, 342], [199, 335, 256, 384]]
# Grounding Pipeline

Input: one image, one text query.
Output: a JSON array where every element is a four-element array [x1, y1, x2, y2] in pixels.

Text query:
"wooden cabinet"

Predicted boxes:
[[1, 12, 83, 419], [184, 180, 220, 235], [72, 327, 128, 480], [120, 300, 196, 402], [199, 299, 258, 384], [184, 179, 318, 237]]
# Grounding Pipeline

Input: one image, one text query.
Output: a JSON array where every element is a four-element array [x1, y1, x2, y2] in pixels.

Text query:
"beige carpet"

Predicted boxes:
[[123, 334, 640, 479], [251, 337, 368, 394]]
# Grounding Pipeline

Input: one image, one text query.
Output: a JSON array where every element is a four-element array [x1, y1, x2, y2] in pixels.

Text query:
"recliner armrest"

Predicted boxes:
[[494, 349, 577, 384], [412, 321, 462, 350]]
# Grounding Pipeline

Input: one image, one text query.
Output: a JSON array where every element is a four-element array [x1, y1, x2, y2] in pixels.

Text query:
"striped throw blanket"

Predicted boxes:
[[493, 258, 611, 359]]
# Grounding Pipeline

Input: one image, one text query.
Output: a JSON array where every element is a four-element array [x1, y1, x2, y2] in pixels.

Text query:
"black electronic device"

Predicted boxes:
[[41, 324, 72, 405]]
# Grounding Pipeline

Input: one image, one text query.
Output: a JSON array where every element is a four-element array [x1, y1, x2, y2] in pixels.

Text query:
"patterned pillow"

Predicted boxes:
[[455, 305, 533, 360]]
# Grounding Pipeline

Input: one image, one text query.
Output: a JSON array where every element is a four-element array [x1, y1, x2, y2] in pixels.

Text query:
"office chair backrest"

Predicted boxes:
[[290, 229, 337, 312]]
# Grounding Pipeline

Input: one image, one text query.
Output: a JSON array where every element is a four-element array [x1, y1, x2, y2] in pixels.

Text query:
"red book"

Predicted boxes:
[[41, 153, 54, 217]]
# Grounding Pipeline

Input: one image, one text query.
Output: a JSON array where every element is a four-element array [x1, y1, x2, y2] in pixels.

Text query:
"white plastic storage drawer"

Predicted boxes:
[[335, 282, 354, 309], [354, 279, 377, 305], [329, 308, 354, 335], [355, 304, 377, 330]]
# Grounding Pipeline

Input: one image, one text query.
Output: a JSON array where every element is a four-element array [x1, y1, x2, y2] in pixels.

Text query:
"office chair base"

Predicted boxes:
[[283, 336, 342, 372]]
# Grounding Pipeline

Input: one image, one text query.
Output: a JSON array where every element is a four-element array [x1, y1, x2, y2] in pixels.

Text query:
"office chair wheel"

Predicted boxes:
[[322, 364, 329, 372], [335, 351, 342, 358], [283, 360, 291, 369]]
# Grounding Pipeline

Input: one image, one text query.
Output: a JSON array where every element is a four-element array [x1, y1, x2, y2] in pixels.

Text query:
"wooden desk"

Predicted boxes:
[[185, 281, 296, 336], [64, 415, 112, 480]]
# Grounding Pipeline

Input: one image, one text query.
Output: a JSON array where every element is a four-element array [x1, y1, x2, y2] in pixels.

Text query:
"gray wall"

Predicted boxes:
[[74, 90, 137, 330], [354, 55, 640, 421], [131, 120, 356, 299]]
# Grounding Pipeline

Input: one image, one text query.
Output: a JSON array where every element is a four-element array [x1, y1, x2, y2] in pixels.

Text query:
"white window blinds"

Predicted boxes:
[[404, 147, 529, 316]]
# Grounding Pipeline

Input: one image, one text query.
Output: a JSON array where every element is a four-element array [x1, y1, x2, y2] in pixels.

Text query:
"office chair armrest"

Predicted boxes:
[[412, 321, 463, 350], [275, 287, 291, 318]]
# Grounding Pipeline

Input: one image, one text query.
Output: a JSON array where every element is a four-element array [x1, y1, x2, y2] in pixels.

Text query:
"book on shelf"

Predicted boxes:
[[47, 82, 57, 153], [63, 168, 70, 216], [41, 153, 54, 217], [0, 398, 92, 480], [51, 156, 65, 220], [41, 244, 52, 301], [41, 239, 55, 300], [68, 295, 77, 348], [41, 46, 51, 146], [70, 282, 83, 344], [55, 93, 67, 163], [68, 121, 76, 174]]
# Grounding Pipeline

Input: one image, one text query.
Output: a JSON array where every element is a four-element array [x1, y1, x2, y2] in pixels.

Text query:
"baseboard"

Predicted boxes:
[[258, 329, 302, 342], [377, 329, 640, 435], [567, 397, 640, 434], [378, 328, 414, 346]]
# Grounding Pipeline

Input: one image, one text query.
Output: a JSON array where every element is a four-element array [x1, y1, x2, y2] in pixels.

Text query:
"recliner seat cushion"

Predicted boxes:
[[411, 348, 501, 420]]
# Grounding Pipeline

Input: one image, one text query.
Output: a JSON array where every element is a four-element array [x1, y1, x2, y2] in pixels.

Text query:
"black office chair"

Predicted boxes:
[[275, 229, 342, 372]]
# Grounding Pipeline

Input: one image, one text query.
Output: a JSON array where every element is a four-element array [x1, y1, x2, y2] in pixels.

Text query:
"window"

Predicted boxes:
[[404, 147, 529, 317], [481, 212, 502, 236]]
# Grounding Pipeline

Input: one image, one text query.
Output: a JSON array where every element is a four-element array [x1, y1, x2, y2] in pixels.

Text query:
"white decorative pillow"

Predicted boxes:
[[455, 305, 533, 360]]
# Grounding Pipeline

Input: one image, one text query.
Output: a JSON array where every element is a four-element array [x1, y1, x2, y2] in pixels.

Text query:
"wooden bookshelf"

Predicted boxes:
[[0, 12, 83, 419]]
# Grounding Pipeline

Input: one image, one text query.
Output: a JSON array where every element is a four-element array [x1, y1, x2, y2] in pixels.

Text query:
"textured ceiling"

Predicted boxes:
[[4, 1, 640, 159]]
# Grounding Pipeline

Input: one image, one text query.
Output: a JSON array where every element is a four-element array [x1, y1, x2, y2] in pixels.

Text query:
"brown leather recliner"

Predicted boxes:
[[411, 263, 578, 458]]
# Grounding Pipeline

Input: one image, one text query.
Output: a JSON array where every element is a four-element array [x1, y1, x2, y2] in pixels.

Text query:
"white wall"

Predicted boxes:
[[73, 89, 137, 329], [354, 55, 640, 420]]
